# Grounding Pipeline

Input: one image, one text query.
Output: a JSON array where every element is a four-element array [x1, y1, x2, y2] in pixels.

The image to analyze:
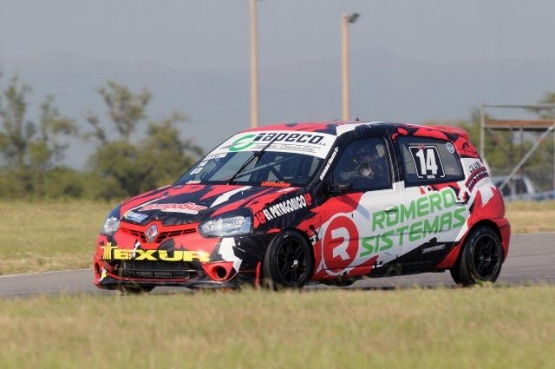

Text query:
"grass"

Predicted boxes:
[[0, 286, 553, 369], [505, 201, 555, 233], [0, 199, 554, 275], [0, 201, 553, 368], [0, 199, 110, 275]]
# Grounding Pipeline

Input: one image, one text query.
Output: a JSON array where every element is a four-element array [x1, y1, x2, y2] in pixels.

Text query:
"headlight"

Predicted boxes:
[[100, 205, 121, 236], [200, 215, 252, 237]]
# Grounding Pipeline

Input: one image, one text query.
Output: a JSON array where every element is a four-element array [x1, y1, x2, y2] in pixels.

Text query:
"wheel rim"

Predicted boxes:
[[275, 238, 308, 285], [471, 234, 501, 281]]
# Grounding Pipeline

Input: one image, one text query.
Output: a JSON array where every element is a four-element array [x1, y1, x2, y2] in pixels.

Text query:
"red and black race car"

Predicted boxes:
[[93, 121, 510, 293]]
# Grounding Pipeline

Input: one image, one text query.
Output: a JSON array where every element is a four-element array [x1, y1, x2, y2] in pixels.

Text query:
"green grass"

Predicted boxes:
[[0, 286, 553, 369], [0, 199, 554, 275]]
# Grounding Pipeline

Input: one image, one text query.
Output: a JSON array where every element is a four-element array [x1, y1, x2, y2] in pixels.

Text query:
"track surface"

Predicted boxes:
[[1, 233, 553, 297]]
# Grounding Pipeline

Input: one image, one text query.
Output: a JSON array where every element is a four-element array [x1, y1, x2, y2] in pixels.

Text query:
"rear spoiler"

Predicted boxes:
[[430, 125, 470, 140]]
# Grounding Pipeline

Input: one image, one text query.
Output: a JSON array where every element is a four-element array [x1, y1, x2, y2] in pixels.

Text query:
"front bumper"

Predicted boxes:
[[93, 255, 258, 289], [93, 230, 273, 290]]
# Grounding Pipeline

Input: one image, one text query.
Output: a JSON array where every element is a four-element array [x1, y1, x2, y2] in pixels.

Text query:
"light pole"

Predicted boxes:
[[341, 13, 359, 121], [250, 0, 259, 128]]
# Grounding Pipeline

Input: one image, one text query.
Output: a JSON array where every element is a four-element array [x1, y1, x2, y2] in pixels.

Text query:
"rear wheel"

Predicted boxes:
[[262, 230, 313, 289], [450, 225, 503, 286]]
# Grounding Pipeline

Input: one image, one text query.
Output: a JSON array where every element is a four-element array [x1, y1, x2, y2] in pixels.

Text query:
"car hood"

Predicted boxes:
[[118, 183, 305, 226]]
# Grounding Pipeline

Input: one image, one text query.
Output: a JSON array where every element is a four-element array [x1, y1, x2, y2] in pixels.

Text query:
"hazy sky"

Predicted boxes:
[[2, 0, 554, 71]]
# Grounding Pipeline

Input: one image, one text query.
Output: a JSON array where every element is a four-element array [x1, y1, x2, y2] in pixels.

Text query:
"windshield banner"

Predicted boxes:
[[211, 131, 337, 159]]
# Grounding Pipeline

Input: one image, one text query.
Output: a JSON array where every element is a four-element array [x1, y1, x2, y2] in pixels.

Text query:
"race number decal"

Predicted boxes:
[[409, 146, 445, 179]]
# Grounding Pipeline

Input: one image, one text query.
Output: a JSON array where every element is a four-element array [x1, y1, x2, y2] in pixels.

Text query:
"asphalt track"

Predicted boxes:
[[1, 233, 553, 297]]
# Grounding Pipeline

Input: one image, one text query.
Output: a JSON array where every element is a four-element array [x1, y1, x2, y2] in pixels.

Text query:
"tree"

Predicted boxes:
[[139, 115, 203, 188], [0, 72, 78, 197], [527, 92, 555, 120], [86, 81, 151, 145], [86, 82, 202, 199]]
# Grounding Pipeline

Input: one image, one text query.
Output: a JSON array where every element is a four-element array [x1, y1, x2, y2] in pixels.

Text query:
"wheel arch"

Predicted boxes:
[[440, 219, 507, 271], [459, 220, 506, 258], [468, 218, 510, 262]]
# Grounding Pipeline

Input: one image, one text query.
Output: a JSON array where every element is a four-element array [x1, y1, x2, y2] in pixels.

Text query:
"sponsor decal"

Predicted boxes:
[[190, 153, 227, 175], [323, 216, 359, 265], [468, 161, 483, 173], [216, 130, 336, 159], [140, 202, 207, 214], [359, 230, 394, 257], [206, 153, 227, 160], [123, 210, 149, 223], [101, 243, 210, 262], [446, 142, 455, 154], [422, 244, 446, 254], [255, 193, 312, 224], [465, 166, 489, 193], [229, 134, 257, 151], [230, 132, 327, 151], [360, 188, 467, 256], [319, 147, 338, 180], [261, 181, 291, 187]]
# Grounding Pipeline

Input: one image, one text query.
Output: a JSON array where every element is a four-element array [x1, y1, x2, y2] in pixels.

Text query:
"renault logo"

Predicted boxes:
[[145, 224, 159, 243]]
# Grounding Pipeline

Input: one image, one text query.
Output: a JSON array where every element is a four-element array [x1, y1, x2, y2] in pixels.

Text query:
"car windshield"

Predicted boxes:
[[176, 130, 335, 187], [177, 151, 323, 187]]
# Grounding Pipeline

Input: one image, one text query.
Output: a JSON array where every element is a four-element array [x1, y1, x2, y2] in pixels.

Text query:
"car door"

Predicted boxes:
[[315, 136, 406, 276], [392, 135, 469, 269]]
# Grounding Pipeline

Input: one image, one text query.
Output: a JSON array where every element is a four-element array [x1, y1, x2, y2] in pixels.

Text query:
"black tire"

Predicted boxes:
[[262, 230, 314, 290], [450, 225, 503, 286], [119, 285, 155, 294]]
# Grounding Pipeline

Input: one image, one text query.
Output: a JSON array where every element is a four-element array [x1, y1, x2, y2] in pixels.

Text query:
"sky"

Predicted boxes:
[[1, 0, 555, 168], [3, 0, 554, 70]]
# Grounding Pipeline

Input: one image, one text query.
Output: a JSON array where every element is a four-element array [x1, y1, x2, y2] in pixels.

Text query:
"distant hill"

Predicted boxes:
[[2, 50, 555, 169]]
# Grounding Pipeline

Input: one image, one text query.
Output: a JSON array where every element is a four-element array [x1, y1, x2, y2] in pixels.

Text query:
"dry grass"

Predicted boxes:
[[505, 201, 555, 233], [0, 199, 110, 275], [0, 286, 553, 369]]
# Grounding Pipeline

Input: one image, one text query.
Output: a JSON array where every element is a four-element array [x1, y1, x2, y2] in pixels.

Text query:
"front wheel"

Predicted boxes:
[[262, 230, 314, 290], [450, 225, 503, 286]]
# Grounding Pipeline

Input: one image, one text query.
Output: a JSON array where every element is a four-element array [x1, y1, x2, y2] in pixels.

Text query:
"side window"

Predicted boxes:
[[333, 138, 392, 191], [399, 136, 464, 186]]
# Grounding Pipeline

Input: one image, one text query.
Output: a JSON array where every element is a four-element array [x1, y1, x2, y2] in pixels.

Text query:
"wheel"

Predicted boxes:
[[450, 225, 503, 286], [262, 230, 314, 289], [119, 284, 155, 294]]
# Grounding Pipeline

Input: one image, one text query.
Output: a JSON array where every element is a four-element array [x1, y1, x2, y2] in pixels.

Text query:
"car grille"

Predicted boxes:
[[125, 228, 196, 244], [120, 260, 199, 280]]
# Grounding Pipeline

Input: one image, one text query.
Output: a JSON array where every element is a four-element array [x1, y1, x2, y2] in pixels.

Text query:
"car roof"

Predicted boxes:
[[240, 121, 469, 140]]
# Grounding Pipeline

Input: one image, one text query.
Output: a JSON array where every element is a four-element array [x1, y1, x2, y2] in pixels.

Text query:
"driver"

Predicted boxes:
[[336, 141, 387, 188]]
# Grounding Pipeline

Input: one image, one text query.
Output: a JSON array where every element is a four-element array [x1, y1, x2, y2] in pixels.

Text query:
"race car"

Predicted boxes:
[[93, 121, 510, 293]]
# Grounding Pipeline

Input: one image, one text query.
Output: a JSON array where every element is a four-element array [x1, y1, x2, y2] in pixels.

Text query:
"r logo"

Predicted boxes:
[[322, 215, 359, 270]]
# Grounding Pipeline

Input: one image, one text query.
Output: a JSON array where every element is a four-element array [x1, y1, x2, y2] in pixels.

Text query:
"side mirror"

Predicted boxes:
[[326, 182, 353, 195]]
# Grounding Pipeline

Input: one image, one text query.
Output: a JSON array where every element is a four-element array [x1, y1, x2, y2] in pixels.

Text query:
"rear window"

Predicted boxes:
[[398, 136, 464, 186]]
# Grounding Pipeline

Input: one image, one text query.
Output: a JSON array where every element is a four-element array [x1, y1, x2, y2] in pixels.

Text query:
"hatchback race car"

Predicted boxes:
[[93, 121, 510, 292]]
